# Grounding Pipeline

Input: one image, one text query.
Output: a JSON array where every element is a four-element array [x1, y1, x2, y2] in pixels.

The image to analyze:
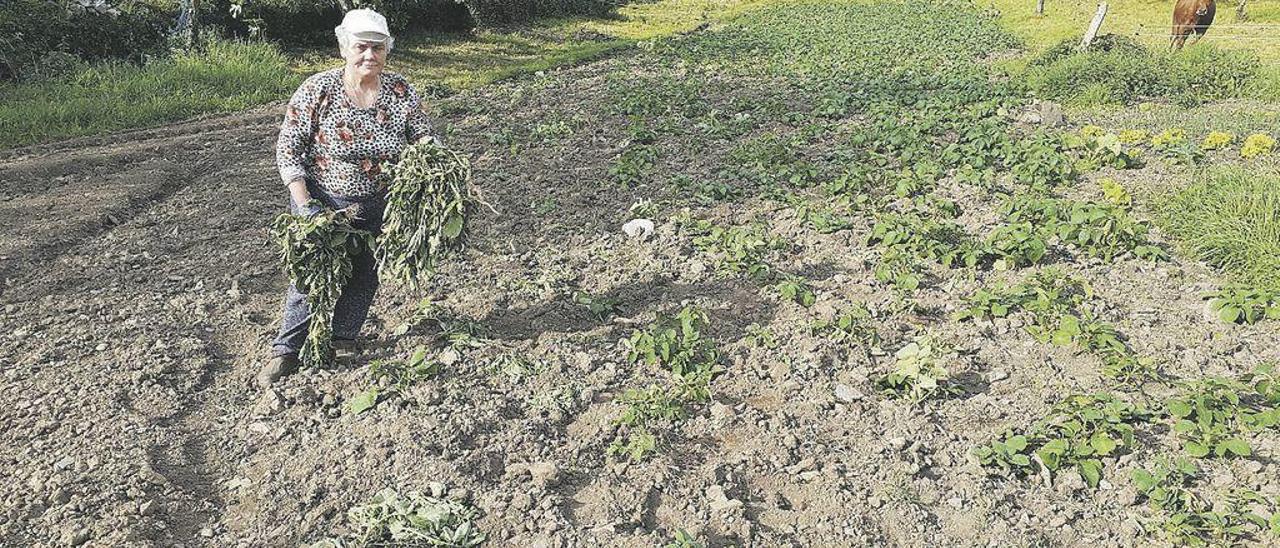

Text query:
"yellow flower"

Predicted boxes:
[[1118, 129, 1148, 145], [1241, 133, 1277, 159], [1150, 128, 1187, 148], [1200, 131, 1235, 151], [1080, 125, 1106, 139], [1098, 178, 1131, 207]]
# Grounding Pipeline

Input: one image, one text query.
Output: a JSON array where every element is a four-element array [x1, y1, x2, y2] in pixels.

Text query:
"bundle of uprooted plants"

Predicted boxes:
[[376, 141, 474, 289], [272, 206, 372, 368]]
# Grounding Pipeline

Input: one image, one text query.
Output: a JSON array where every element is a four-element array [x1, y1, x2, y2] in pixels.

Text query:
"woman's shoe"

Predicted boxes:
[[334, 338, 360, 360], [258, 353, 300, 387]]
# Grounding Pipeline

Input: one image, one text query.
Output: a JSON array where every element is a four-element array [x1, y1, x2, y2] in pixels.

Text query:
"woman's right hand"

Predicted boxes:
[[298, 201, 326, 217]]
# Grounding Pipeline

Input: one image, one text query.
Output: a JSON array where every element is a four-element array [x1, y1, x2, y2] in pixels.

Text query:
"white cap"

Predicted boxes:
[[337, 9, 390, 43]]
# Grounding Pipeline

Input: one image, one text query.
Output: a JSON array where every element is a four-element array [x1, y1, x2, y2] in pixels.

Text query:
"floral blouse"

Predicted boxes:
[[276, 68, 439, 199]]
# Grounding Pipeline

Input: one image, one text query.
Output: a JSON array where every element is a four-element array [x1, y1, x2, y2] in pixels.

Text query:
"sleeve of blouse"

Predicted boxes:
[[275, 78, 320, 185], [405, 84, 443, 146]]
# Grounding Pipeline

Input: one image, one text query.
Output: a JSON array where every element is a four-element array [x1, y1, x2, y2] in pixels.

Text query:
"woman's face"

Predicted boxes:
[[342, 39, 387, 79]]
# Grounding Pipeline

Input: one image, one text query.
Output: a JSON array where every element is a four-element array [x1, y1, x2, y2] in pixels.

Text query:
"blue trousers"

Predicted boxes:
[[271, 185, 385, 357]]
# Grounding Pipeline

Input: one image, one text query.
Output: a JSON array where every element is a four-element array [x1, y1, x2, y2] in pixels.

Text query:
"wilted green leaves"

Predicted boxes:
[[313, 488, 485, 548], [875, 335, 961, 405], [377, 142, 472, 289], [349, 346, 442, 415], [272, 206, 372, 368]]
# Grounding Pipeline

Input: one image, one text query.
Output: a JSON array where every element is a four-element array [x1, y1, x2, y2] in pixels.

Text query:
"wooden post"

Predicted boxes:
[[1079, 2, 1108, 50], [191, 0, 200, 46], [177, 0, 200, 49], [1036, 0, 1045, 16], [1236, 0, 1248, 21]]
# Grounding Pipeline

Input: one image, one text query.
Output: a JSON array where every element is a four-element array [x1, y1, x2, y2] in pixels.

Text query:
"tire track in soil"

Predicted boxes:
[[141, 335, 233, 545], [0, 106, 285, 544]]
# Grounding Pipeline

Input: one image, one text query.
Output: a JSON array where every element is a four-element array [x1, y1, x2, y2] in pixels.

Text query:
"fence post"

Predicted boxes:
[[1079, 2, 1108, 50], [1036, 0, 1045, 16]]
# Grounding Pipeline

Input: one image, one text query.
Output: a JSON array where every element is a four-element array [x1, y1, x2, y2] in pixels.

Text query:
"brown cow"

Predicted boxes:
[[1171, 0, 1217, 50]]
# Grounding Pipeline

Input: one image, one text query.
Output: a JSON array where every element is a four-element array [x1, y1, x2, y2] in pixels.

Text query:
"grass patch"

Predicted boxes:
[[1, 0, 766, 150], [987, 0, 1280, 64], [989, 0, 1280, 103], [1074, 100, 1280, 139], [0, 39, 300, 150], [292, 0, 772, 92], [1020, 35, 1261, 107], [1159, 164, 1280, 290]]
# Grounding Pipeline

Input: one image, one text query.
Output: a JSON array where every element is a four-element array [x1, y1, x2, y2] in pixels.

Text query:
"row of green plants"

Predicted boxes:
[[971, 365, 1280, 545], [610, 306, 724, 461]]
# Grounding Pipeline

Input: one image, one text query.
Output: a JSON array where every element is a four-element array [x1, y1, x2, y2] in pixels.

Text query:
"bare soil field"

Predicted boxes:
[[3, 3, 1279, 547]]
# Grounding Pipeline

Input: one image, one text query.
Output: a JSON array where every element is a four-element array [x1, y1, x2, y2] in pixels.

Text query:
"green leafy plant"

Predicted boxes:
[[812, 305, 880, 348], [999, 194, 1165, 262], [664, 530, 705, 548], [792, 199, 857, 233], [1240, 133, 1276, 159], [1005, 132, 1077, 189], [1055, 202, 1167, 262], [1151, 128, 1188, 149], [867, 212, 976, 267], [313, 488, 485, 547], [1206, 287, 1280, 324], [1166, 378, 1255, 458], [874, 248, 923, 293], [573, 291, 622, 322], [1200, 131, 1235, 151], [612, 307, 724, 461], [743, 323, 778, 349], [688, 220, 782, 281], [875, 335, 961, 404], [974, 393, 1148, 487], [984, 222, 1048, 270], [1063, 131, 1141, 171], [611, 144, 658, 187], [775, 275, 816, 307], [1132, 458, 1280, 546], [626, 306, 720, 379], [272, 206, 373, 368], [349, 346, 442, 415], [377, 142, 472, 290], [1098, 178, 1132, 208]]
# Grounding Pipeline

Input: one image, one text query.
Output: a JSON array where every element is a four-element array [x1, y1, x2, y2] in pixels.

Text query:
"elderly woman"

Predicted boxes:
[[260, 8, 440, 387]]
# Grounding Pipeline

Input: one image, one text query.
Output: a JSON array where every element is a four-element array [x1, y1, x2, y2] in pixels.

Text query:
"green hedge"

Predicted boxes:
[[0, 0, 169, 80]]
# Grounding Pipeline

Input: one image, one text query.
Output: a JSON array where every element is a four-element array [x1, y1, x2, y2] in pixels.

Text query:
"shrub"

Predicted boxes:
[[0, 0, 169, 80], [1024, 46, 1168, 105], [1029, 34, 1146, 67], [1169, 46, 1261, 105]]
